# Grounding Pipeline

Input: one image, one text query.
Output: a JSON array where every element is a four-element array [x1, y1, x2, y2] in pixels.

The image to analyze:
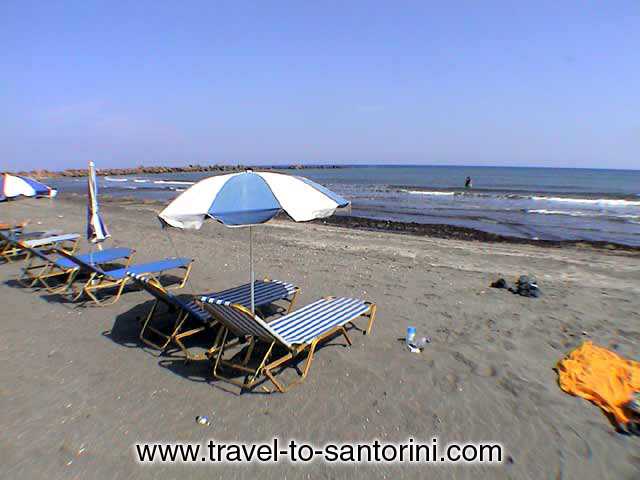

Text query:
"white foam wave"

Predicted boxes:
[[527, 209, 590, 217], [104, 177, 128, 182], [153, 180, 195, 186], [527, 209, 640, 221], [133, 179, 149, 183], [532, 196, 640, 207], [403, 190, 455, 196]]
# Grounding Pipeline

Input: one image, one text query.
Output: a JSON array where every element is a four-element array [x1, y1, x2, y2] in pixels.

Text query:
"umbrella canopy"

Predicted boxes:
[[0, 173, 57, 202], [158, 170, 349, 312], [86, 161, 110, 244], [159, 170, 349, 229]]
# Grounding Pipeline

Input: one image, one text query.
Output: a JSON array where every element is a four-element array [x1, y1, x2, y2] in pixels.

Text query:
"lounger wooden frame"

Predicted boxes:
[[132, 275, 300, 362], [202, 298, 377, 393], [135, 279, 213, 357]]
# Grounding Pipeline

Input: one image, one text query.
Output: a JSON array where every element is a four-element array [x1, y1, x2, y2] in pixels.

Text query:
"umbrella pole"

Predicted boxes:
[[250, 226, 255, 314]]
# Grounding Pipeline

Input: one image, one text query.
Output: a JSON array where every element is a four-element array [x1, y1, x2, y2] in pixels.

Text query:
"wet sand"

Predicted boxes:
[[1, 197, 640, 479]]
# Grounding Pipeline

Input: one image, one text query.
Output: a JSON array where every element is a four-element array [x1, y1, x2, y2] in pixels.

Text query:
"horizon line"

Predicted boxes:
[[6, 163, 640, 174]]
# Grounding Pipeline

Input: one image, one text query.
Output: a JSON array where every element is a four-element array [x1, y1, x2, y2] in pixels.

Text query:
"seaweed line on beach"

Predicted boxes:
[[60, 192, 640, 254]]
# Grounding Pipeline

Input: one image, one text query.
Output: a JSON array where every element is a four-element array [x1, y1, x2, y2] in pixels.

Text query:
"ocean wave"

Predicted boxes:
[[153, 180, 195, 186], [104, 177, 128, 182], [532, 196, 640, 207], [133, 179, 149, 183], [392, 185, 640, 206], [526, 209, 640, 223], [527, 209, 592, 217], [402, 190, 455, 196]]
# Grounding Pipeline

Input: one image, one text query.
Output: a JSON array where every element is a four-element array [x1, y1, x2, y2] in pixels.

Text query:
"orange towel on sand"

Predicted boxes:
[[557, 341, 640, 425]]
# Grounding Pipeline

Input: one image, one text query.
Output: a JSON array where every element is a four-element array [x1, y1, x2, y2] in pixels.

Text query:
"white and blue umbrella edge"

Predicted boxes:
[[0, 173, 57, 201], [158, 170, 349, 228]]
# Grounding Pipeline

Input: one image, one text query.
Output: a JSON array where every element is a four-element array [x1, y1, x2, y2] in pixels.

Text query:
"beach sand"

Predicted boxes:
[[1, 196, 639, 479]]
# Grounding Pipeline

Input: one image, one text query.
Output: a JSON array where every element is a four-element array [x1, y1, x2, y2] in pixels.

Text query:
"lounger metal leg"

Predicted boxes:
[[174, 324, 209, 361], [45, 269, 78, 294], [109, 279, 128, 305], [138, 299, 174, 350], [262, 341, 318, 393], [365, 303, 377, 335], [242, 338, 256, 366], [17, 253, 46, 287], [204, 326, 226, 361], [84, 278, 127, 306], [286, 289, 300, 314], [164, 311, 190, 349], [175, 263, 192, 289], [339, 326, 352, 345], [210, 334, 277, 393], [57, 270, 82, 298], [212, 329, 229, 378]]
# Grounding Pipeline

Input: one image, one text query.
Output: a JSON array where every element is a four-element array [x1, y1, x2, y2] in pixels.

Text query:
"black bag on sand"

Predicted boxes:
[[491, 275, 541, 297], [516, 275, 541, 298], [491, 278, 508, 289]]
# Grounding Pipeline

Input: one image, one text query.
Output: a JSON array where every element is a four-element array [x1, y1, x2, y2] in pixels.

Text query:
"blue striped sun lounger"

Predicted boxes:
[[201, 279, 300, 311], [54, 249, 193, 306], [19, 246, 135, 291], [131, 275, 299, 360], [201, 296, 377, 393]]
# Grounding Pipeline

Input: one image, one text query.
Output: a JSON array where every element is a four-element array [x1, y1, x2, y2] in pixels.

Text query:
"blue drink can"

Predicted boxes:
[[406, 327, 416, 346]]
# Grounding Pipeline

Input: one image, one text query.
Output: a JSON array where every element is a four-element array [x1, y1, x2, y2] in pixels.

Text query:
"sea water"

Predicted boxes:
[[47, 165, 640, 246]]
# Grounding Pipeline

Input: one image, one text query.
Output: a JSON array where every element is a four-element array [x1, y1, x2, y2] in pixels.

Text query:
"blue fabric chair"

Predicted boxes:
[[54, 249, 193, 306]]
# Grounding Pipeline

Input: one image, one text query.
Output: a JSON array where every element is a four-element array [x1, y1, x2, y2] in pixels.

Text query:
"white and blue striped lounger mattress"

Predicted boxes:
[[204, 297, 370, 347], [201, 280, 297, 310]]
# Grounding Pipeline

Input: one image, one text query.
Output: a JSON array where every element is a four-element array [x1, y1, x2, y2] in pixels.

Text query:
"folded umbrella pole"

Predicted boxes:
[[86, 161, 110, 252]]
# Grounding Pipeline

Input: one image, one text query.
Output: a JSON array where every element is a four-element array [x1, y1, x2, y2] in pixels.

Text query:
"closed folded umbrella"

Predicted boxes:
[[86, 161, 110, 247]]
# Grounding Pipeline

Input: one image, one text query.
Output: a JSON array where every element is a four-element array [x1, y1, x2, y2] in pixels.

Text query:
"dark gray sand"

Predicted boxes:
[[1, 197, 639, 479]]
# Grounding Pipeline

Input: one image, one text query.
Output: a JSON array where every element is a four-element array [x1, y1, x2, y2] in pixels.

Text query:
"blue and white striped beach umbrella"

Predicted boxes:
[[159, 169, 349, 311], [0, 173, 57, 202], [86, 161, 110, 244], [159, 169, 349, 229]]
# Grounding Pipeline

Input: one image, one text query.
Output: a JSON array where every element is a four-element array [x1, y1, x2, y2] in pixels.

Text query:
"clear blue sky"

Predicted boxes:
[[1, 1, 638, 170]]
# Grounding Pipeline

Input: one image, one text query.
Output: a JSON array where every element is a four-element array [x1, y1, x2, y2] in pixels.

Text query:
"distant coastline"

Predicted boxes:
[[9, 163, 344, 179]]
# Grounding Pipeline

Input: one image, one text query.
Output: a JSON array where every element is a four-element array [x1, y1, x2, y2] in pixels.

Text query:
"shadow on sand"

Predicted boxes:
[[104, 296, 357, 395]]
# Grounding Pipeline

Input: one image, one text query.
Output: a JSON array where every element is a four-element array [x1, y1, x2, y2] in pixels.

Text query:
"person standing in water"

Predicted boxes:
[[465, 176, 472, 188]]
